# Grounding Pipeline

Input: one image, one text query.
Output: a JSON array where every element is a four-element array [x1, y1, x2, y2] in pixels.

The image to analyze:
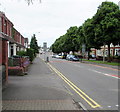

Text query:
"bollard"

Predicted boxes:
[[46, 57, 49, 62]]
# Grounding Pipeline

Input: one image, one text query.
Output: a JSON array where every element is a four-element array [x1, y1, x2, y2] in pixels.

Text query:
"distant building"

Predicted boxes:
[[43, 42, 47, 52]]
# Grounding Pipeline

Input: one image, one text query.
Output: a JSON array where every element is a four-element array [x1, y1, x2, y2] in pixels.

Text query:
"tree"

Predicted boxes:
[[65, 26, 80, 54], [82, 18, 101, 60], [26, 48, 34, 62], [51, 26, 80, 54], [25, 0, 41, 5], [30, 34, 39, 56], [93, 1, 120, 61]]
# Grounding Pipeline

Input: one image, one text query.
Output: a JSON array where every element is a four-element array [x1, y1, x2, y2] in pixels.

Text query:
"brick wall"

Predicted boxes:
[[21, 36, 25, 46], [2, 40, 8, 82], [0, 39, 2, 65], [0, 17, 2, 32], [2, 40, 8, 65], [1, 13, 13, 37], [14, 30, 21, 44]]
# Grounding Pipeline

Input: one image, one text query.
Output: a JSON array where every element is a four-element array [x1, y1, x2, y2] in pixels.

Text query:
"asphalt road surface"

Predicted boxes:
[[40, 53, 119, 111]]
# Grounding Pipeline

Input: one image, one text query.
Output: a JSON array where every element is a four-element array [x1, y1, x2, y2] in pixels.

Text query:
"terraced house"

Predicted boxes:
[[0, 11, 28, 86]]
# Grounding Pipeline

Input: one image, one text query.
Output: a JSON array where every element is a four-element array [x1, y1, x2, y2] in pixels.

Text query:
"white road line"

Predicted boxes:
[[78, 102, 87, 110], [73, 64, 84, 68], [67, 63, 84, 68], [88, 69, 120, 79], [104, 74, 119, 79], [116, 105, 119, 107]]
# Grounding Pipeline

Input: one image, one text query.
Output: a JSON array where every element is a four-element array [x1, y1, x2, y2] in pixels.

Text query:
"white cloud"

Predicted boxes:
[[0, 0, 119, 47]]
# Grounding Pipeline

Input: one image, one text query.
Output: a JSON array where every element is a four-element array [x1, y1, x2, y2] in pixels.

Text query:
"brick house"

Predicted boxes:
[[91, 43, 120, 57], [0, 11, 28, 86]]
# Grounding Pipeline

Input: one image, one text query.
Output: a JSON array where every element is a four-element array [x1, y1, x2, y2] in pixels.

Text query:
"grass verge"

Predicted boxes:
[[82, 59, 119, 66]]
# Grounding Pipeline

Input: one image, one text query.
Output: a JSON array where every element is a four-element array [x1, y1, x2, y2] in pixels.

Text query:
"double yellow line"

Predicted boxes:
[[48, 63, 101, 109]]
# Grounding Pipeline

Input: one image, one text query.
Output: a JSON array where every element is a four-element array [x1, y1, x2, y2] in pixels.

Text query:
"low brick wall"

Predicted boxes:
[[8, 57, 30, 76], [2, 65, 6, 84], [8, 66, 24, 76]]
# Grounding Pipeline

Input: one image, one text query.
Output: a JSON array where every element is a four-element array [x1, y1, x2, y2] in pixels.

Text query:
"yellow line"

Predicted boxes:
[[48, 63, 101, 108]]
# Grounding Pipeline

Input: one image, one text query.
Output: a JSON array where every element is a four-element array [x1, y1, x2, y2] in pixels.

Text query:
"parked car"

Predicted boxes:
[[56, 54, 63, 59], [89, 54, 96, 59], [52, 54, 57, 58], [62, 54, 67, 59], [11, 55, 22, 58], [66, 55, 79, 61], [66, 54, 71, 60]]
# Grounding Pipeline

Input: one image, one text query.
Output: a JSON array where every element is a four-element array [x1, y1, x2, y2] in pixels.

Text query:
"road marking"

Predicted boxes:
[[89, 69, 120, 79], [69, 63, 84, 68], [47, 63, 101, 109], [64, 62, 119, 79], [78, 102, 88, 110], [64, 85, 73, 96]]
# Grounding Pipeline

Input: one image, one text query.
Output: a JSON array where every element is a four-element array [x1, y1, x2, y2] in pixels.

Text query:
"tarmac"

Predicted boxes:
[[2, 55, 118, 112], [2, 56, 81, 111]]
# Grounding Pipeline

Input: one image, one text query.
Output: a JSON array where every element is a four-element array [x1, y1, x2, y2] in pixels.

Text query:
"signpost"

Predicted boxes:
[[82, 44, 86, 56], [82, 44, 86, 61]]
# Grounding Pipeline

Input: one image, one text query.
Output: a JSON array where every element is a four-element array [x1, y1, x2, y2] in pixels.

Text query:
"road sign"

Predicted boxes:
[[82, 44, 86, 54]]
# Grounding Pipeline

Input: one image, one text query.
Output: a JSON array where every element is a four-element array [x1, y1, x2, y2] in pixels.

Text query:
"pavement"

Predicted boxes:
[[2, 56, 82, 111]]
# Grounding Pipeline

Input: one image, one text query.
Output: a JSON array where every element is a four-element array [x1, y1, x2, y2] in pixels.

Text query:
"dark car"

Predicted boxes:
[[89, 54, 96, 59], [11, 55, 22, 58], [66, 55, 79, 61]]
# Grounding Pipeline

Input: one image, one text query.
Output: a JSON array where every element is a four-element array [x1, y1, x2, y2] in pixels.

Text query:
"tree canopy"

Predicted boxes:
[[30, 34, 39, 55], [92, 1, 120, 61], [25, 0, 41, 5], [51, 1, 120, 61], [51, 26, 80, 54]]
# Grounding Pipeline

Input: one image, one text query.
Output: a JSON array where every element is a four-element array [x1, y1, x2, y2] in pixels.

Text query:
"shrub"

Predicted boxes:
[[26, 48, 35, 62], [17, 50, 27, 56], [113, 56, 120, 59]]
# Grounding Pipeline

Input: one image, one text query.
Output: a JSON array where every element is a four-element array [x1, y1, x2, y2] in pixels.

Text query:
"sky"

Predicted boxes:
[[0, 0, 119, 47]]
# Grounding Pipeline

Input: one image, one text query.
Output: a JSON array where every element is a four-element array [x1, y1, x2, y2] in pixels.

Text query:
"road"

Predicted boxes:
[[40, 53, 119, 110]]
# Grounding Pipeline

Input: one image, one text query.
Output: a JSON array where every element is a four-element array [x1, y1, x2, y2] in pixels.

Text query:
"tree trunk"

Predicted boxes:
[[107, 43, 111, 62], [113, 45, 115, 56], [87, 48, 90, 60]]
